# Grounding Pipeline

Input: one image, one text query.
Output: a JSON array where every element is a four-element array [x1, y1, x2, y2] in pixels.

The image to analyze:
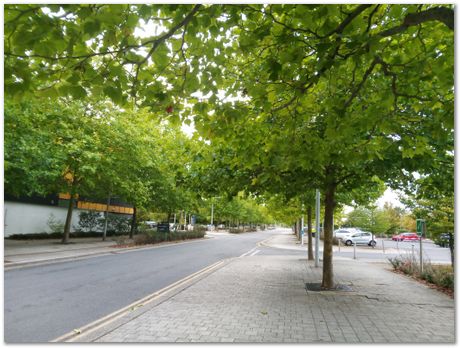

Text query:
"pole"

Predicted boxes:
[[301, 216, 304, 246], [420, 222, 425, 273], [353, 242, 356, 259], [382, 239, 385, 254], [315, 189, 320, 268], [102, 193, 111, 241], [211, 203, 214, 231], [338, 238, 341, 252]]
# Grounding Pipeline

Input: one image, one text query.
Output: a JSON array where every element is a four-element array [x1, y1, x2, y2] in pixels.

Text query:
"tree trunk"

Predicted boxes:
[[307, 205, 314, 261], [448, 232, 454, 268], [62, 194, 75, 244], [129, 206, 137, 239], [321, 184, 336, 289]]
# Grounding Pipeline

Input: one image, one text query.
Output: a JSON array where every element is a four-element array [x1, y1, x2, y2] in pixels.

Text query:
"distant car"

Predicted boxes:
[[392, 232, 419, 241], [144, 221, 157, 228], [434, 233, 451, 247], [334, 228, 361, 240], [343, 232, 376, 247]]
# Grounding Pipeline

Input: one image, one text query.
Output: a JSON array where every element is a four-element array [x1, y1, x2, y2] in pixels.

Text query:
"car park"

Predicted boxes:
[[343, 231, 376, 247], [391, 232, 419, 241]]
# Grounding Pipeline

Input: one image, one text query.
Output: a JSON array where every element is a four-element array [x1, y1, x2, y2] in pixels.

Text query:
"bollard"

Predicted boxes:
[[382, 239, 385, 254], [353, 242, 356, 259], [411, 244, 415, 260]]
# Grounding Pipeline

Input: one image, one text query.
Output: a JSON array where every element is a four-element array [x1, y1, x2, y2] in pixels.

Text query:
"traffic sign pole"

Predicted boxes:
[[416, 219, 426, 273]]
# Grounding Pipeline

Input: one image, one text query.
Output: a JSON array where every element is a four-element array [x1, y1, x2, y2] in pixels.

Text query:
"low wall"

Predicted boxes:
[[4, 201, 95, 237]]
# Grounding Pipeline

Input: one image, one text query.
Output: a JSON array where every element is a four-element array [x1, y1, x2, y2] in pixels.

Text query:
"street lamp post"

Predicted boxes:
[[315, 189, 320, 268], [211, 202, 214, 231]]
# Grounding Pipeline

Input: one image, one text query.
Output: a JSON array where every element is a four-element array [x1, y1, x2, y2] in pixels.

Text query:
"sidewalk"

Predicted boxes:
[[4, 234, 217, 268], [68, 232, 454, 343], [4, 238, 119, 268]]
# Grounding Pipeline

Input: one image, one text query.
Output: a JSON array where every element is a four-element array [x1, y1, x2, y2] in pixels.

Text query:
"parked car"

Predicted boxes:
[[144, 221, 157, 229], [334, 228, 361, 240], [434, 233, 452, 248], [343, 232, 376, 247], [392, 232, 420, 241]]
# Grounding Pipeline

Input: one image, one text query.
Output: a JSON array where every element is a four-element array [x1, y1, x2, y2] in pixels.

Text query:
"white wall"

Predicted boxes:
[[4, 201, 88, 237]]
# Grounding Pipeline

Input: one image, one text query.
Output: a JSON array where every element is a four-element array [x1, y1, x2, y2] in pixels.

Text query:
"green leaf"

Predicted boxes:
[[103, 85, 123, 104]]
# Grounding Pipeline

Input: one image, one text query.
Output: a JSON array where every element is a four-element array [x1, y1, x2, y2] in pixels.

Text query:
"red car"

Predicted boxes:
[[392, 232, 420, 241]]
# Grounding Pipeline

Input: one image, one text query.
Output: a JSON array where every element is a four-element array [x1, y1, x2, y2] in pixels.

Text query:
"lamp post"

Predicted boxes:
[[315, 189, 320, 268]]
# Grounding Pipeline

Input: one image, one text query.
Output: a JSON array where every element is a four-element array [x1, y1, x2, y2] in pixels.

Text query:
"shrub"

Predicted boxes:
[[229, 228, 243, 234], [193, 225, 207, 233], [388, 255, 454, 292], [47, 213, 65, 234], [114, 235, 133, 246], [78, 211, 101, 232], [133, 233, 152, 245], [97, 213, 132, 235]]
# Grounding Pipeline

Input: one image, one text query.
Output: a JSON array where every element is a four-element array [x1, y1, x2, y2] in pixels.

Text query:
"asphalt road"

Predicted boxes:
[[4, 229, 281, 343]]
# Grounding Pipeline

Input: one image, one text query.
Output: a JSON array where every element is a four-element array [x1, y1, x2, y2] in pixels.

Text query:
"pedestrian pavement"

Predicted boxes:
[[4, 237, 120, 267], [67, 231, 454, 343], [4, 232, 219, 268]]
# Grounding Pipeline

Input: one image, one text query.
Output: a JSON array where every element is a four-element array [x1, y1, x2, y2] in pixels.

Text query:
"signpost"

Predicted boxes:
[[416, 219, 426, 273], [157, 222, 170, 233]]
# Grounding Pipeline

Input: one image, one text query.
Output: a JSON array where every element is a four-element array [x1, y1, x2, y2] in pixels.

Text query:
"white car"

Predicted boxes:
[[343, 231, 376, 247], [334, 228, 360, 240]]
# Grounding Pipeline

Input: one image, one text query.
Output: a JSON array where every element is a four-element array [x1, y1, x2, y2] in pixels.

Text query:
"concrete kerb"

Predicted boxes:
[[53, 258, 232, 343]]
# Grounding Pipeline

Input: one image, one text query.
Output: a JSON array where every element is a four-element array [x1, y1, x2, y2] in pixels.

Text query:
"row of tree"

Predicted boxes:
[[5, 4, 453, 288]]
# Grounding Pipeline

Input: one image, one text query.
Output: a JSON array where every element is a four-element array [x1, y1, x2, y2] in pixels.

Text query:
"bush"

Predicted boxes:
[[78, 211, 101, 232], [133, 233, 152, 245], [388, 256, 454, 292], [114, 235, 133, 246], [131, 230, 206, 246], [97, 213, 132, 235], [229, 228, 243, 234], [193, 225, 207, 233], [47, 213, 65, 234]]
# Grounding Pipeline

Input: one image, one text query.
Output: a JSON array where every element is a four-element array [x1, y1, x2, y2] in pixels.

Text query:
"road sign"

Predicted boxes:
[[416, 219, 425, 237]]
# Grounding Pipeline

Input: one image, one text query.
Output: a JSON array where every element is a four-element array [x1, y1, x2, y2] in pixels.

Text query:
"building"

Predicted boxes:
[[4, 194, 133, 237]]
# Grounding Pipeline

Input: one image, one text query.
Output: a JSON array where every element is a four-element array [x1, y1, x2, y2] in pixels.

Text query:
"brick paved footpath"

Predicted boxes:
[[73, 239, 454, 343]]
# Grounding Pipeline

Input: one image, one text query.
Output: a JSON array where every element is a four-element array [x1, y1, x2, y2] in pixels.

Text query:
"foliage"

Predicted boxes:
[[101, 214, 132, 235], [132, 230, 205, 246], [388, 256, 454, 292], [344, 203, 415, 236], [47, 214, 65, 234], [77, 211, 101, 232]]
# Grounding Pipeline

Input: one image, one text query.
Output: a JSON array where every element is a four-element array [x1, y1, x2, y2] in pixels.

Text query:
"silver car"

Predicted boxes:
[[343, 232, 376, 247], [334, 228, 360, 240]]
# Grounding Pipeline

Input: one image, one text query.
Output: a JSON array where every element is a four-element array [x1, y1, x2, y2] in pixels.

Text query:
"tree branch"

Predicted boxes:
[[379, 6, 454, 37]]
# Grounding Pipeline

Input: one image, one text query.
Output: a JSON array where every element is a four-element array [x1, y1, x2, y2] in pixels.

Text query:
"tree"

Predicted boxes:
[[190, 4, 453, 289], [4, 98, 183, 242]]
